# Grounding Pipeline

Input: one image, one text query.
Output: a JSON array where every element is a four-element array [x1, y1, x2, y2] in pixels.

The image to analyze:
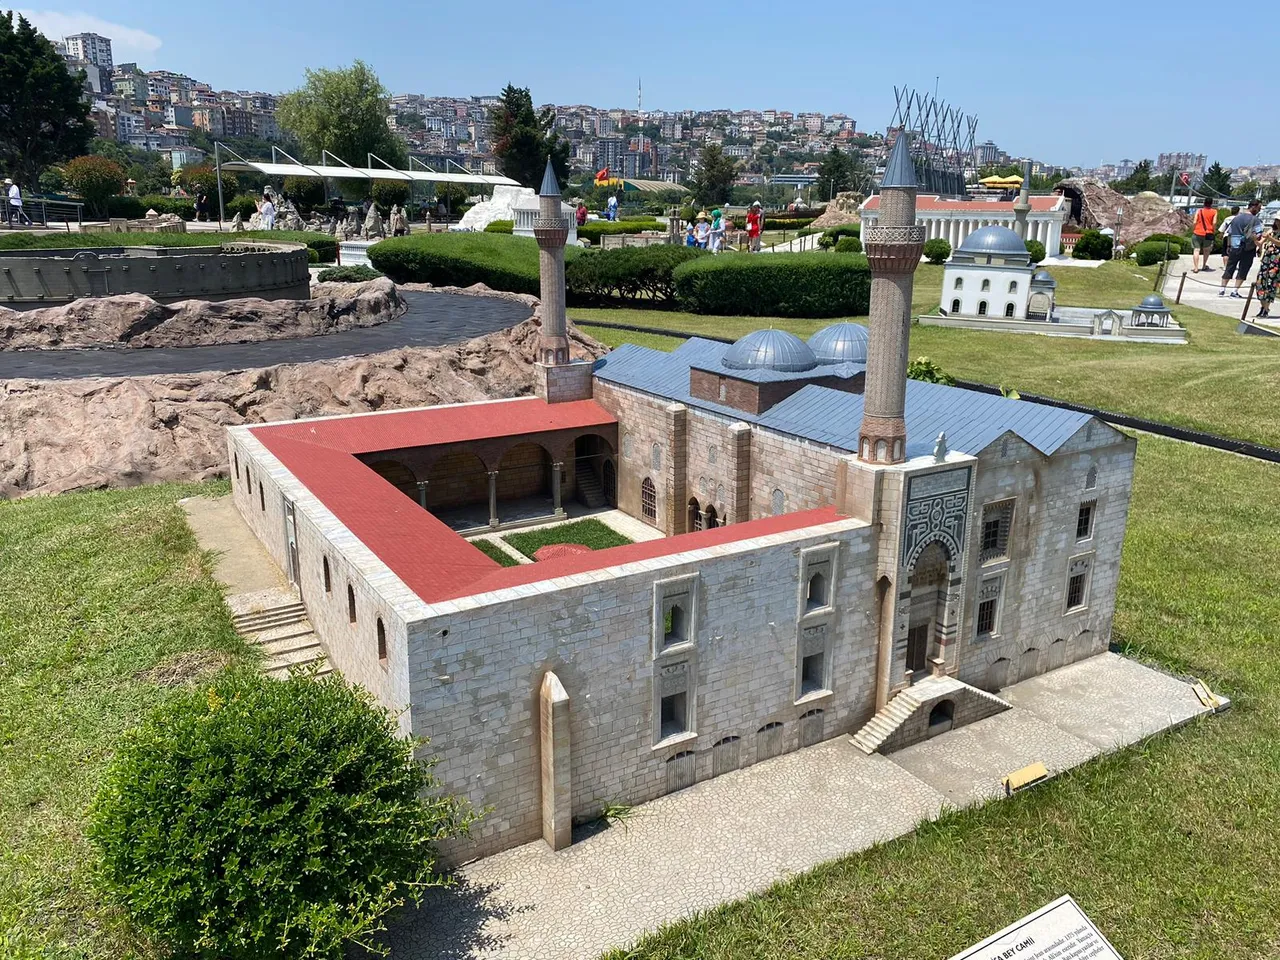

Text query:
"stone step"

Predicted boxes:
[[576, 472, 607, 509], [246, 622, 316, 646], [233, 604, 306, 632], [265, 639, 323, 666], [260, 632, 321, 659]]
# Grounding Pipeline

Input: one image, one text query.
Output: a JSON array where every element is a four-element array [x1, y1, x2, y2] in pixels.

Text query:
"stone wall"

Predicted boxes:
[[407, 516, 878, 862]]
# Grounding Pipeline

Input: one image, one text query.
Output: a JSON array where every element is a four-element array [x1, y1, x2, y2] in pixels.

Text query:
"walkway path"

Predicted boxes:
[[0, 291, 530, 381], [379, 652, 1226, 960], [1162, 252, 1261, 321]]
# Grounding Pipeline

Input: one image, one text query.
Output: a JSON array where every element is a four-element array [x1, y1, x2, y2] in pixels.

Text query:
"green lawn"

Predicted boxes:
[[606, 435, 1280, 960], [503, 518, 634, 560], [571, 261, 1280, 447], [469, 537, 521, 567], [0, 482, 252, 959]]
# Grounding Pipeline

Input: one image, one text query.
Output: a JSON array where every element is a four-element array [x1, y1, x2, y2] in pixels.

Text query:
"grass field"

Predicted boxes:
[[504, 518, 634, 560], [469, 537, 521, 567], [572, 261, 1280, 447]]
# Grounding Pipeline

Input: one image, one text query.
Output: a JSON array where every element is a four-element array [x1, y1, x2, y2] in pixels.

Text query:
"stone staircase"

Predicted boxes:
[[577, 471, 607, 509], [851, 674, 1011, 755], [852, 686, 925, 755], [232, 600, 330, 680]]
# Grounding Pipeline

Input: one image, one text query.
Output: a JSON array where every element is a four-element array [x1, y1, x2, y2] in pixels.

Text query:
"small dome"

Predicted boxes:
[[807, 322, 869, 364], [958, 225, 1029, 256], [1032, 269, 1055, 283], [722, 329, 817, 372], [1140, 294, 1166, 309]]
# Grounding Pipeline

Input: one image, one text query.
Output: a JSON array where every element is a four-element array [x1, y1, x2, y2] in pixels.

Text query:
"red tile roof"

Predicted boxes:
[[862, 194, 1062, 212], [248, 398, 846, 605]]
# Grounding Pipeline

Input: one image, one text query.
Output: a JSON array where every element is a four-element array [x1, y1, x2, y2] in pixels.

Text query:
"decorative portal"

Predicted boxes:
[[901, 468, 971, 569]]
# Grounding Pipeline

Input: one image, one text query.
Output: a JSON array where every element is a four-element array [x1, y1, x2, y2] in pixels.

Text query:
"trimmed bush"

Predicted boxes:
[[567, 245, 708, 306], [835, 235, 863, 253], [923, 237, 952, 264], [1072, 229, 1113, 261], [730, 216, 819, 231], [307, 247, 320, 264], [89, 670, 474, 960], [821, 223, 861, 241], [369, 232, 578, 293], [673, 253, 872, 318], [1143, 232, 1193, 255], [1131, 241, 1180, 266], [138, 195, 196, 221], [316, 264, 383, 282], [483, 219, 514, 233], [577, 219, 664, 243], [1025, 239, 1046, 264], [224, 194, 259, 220]]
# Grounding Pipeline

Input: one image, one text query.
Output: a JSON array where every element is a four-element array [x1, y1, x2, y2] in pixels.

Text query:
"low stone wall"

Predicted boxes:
[[0, 241, 310, 310]]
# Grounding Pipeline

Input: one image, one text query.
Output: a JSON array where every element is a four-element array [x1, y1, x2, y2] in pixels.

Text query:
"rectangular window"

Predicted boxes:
[[977, 598, 997, 637], [981, 518, 1001, 553], [1066, 574, 1086, 610], [660, 691, 687, 739], [800, 652, 825, 695], [980, 500, 1014, 562], [1076, 500, 1096, 540], [975, 576, 1002, 640], [1065, 554, 1092, 613]]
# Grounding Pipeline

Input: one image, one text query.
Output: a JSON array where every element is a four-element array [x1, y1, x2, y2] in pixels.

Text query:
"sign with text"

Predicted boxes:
[[948, 896, 1124, 960]]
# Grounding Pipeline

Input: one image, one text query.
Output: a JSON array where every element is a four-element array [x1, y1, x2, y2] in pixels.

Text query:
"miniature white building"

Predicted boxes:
[[943, 225, 1040, 319]]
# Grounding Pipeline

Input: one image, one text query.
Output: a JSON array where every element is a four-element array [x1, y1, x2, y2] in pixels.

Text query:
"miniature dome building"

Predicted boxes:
[[808, 322, 870, 364], [956, 225, 1033, 259], [943, 224, 1038, 320], [722, 329, 818, 372], [1130, 294, 1173, 327], [1027, 269, 1058, 320]]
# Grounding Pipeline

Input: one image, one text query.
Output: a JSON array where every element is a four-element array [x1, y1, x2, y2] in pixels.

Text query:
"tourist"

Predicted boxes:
[[1254, 219, 1280, 320], [694, 212, 711, 249], [685, 222, 697, 247], [1218, 205, 1239, 269], [606, 192, 619, 221], [1220, 199, 1262, 298], [709, 208, 725, 253], [746, 201, 764, 253], [1191, 196, 1217, 272], [5, 178, 31, 228], [257, 191, 276, 230], [576, 201, 588, 227]]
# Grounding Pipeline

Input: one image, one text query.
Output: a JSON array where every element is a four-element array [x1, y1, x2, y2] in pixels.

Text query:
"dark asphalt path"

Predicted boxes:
[[0, 291, 531, 381]]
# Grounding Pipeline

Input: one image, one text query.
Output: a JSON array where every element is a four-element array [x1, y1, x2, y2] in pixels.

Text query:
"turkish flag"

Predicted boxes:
[[1180, 172, 1190, 186]]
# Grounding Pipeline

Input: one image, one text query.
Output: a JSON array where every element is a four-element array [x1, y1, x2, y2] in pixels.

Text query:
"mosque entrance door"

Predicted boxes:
[[906, 623, 930, 678]]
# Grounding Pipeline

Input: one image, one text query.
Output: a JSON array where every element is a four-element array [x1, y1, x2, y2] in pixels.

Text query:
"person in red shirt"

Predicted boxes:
[[746, 201, 763, 253], [1191, 196, 1218, 273], [575, 201, 588, 227]]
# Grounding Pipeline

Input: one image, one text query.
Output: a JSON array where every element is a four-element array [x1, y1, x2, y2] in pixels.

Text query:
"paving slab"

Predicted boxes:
[[180, 494, 287, 597]]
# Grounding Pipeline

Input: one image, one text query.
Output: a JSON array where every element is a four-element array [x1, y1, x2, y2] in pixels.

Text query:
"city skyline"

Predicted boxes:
[[17, 0, 1272, 169]]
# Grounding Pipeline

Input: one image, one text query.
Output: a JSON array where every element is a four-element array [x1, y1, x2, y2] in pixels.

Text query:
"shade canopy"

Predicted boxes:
[[217, 157, 519, 187]]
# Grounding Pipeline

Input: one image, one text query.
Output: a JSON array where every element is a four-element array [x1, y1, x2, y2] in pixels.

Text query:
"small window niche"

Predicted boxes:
[[797, 543, 838, 619], [795, 620, 832, 702], [653, 574, 698, 657], [653, 657, 695, 746], [800, 652, 826, 695], [660, 691, 687, 739]]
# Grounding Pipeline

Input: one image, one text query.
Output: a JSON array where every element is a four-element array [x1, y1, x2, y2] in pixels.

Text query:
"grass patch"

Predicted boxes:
[[605, 435, 1280, 960], [469, 538, 520, 567], [368, 231, 579, 294], [0, 230, 338, 262], [572, 260, 1280, 446], [0, 483, 252, 959], [504, 518, 634, 560]]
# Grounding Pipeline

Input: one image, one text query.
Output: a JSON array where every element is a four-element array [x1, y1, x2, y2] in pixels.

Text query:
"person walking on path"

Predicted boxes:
[[6, 178, 32, 227], [257, 191, 276, 230], [575, 201, 588, 227], [1191, 196, 1217, 272], [1220, 199, 1263, 298], [1253, 218, 1280, 320], [746, 201, 764, 253]]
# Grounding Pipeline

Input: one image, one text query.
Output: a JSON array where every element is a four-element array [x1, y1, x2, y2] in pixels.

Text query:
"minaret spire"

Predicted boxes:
[[533, 158, 569, 368], [1012, 158, 1032, 240]]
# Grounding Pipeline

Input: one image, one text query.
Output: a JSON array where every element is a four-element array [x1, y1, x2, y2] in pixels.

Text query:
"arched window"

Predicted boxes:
[[977, 300, 988, 316], [806, 571, 828, 611], [704, 505, 718, 529], [953, 276, 963, 290], [771, 488, 785, 516], [622, 433, 632, 459], [981, 278, 990, 292], [322, 557, 332, 593], [950, 298, 961, 314], [688, 497, 702, 531], [707, 445, 717, 464], [641, 477, 656, 521], [1086, 465, 1098, 490], [376, 617, 387, 662], [1004, 302, 1016, 317], [651, 443, 662, 471], [1008, 280, 1018, 294], [347, 584, 357, 623], [663, 603, 687, 646], [245, 466, 251, 490]]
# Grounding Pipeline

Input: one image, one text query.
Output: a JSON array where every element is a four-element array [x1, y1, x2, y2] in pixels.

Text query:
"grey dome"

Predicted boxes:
[[1140, 294, 1166, 308], [723, 329, 817, 372], [1032, 269, 1055, 283], [808, 322, 869, 364], [958, 225, 1029, 256]]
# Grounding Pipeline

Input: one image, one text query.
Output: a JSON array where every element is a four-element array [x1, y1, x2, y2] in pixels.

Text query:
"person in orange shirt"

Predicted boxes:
[[1191, 196, 1218, 272]]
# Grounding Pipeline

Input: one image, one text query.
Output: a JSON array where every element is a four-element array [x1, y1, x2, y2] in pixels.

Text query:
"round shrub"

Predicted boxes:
[[817, 233, 836, 250], [90, 670, 473, 960], [225, 194, 260, 221], [821, 223, 861, 241], [834, 236, 862, 253], [923, 237, 952, 264], [307, 247, 320, 264], [483, 219, 514, 234], [369, 232, 577, 293], [104, 195, 146, 220], [567, 245, 707, 305], [1025, 238, 1046, 264], [1072, 229, 1113, 261], [1131, 241, 1180, 266], [62, 154, 126, 218], [1142, 232, 1193, 255], [673, 252, 871, 318], [317, 264, 383, 282]]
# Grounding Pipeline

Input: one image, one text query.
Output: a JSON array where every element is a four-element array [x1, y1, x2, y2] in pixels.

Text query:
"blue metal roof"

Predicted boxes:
[[593, 340, 1095, 458], [881, 133, 917, 190]]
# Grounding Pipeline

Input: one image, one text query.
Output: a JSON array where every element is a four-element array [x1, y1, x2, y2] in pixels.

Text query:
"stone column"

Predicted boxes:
[[416, 479, 429, 509], [552, 461, 564, 516], [488, 470, 499, 528], [539, 671, 572, 851], [532, 161, 570, 367], [728, 421, 752, 522], [666, 403, 688, 535]]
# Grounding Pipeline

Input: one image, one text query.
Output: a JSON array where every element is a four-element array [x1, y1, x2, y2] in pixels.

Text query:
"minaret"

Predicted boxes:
[[858, 133, 925, 465], [1012, 158, 1032, 240], [533, 158, 570, 367]]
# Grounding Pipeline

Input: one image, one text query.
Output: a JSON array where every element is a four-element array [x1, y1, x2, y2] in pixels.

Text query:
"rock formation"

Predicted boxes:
[[229, 212, 244, 232], [0, 279, 403, 351], [1057, 178, 1192, 246], [389, 204, 409, 237], [810, 191, 865, 229], [363, 205, 386, 239], [0, 318, 606, 497]]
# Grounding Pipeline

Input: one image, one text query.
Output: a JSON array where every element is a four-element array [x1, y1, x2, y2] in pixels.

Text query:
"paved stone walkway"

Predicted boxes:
[[377, 652, 1227, 960], [1161, 253, 1262, 321], [0, 291, 530, 381]]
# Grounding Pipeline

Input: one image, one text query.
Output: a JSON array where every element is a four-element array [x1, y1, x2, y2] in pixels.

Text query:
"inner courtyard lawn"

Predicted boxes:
[[1, 440, 1276, 959], [572, 261, 1280, 448], [504, 518, 634, 559]]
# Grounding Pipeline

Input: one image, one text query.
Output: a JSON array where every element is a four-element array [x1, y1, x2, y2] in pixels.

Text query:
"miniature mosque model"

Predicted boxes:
[[229, 142, 1137, 861]]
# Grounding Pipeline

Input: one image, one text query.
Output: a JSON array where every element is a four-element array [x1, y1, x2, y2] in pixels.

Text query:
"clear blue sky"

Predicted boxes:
[[21, 0, 1272, 169]]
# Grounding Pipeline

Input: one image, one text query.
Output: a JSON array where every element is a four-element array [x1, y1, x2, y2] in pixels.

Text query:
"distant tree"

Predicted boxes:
[[276, 60, 407, 168], [922, 237, 951, 264], [62, 155, 125, 217], [1112, 159, 1152, 194], [1202, 161, 1232, 198], [372, 180, 410, 211], [815, 146, 853, 200], [91, 139, 172, 195], [1025, 238, 1046, 264], [38, 166, 65, 194], [0, 12, 94, 189], [690, 143, 736, 207], [396, 111, 425, 131], [282, 174, 326, 212], [1264, 181, 1280, 202], [178, 164, 237, 202], [1233, 180, 1262, 200], [489, 84, 570, 189]]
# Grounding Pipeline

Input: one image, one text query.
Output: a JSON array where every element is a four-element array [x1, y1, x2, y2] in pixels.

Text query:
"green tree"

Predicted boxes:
[[1233, 180, 1262, 200], [922, 237, 952, 264], [282, 174, 327, 212], [815, 146, 853, 201], [276, 60, 407, 168], [178, 164, 238, 202], [489, 84, 570, 188], [90, 670, 474, 960], [1202, 161, 1232, 198], [0, 12, 94, 189], [1112, 159, 1152, 194], [690, 143, 737, 207], [1264, 181, 1280, 202], [62, 155, 125, 217]]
